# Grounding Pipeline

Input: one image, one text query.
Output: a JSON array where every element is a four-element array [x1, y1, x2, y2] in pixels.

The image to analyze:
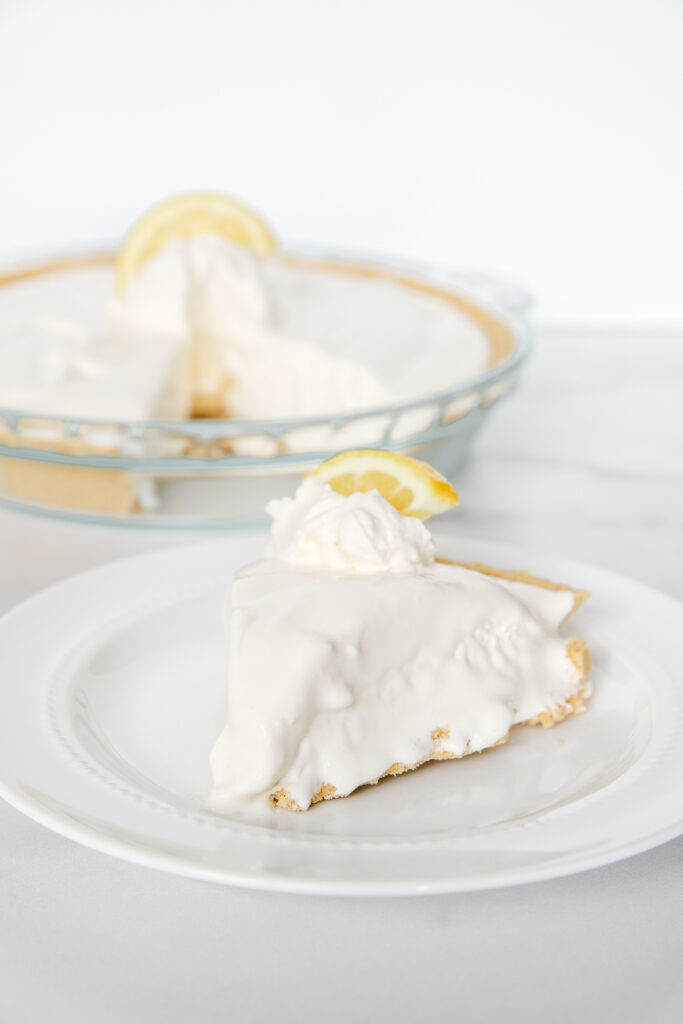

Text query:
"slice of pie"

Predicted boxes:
[[209, 453, 591, 813]]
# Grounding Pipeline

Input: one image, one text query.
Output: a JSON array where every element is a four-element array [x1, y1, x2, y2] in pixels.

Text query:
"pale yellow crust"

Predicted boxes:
[[0, 454, 138, 514], [0, 253, 112, 289], [270, 563, 591, 811], [190, 391, 228, 419], [0, 428, 138, 514]]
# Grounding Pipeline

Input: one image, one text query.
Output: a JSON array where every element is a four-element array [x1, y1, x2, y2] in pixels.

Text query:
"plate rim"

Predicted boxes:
[[1, 531, 683, 896]]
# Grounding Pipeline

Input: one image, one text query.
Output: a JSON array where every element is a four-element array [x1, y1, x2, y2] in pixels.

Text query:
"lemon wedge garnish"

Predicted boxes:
[[309, 450, 459, 520], [116, 191, 276, 292]]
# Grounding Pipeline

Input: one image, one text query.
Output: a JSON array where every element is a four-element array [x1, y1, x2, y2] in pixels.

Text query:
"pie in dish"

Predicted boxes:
[[209, 452, 591, 812], [0, 192, 518, 515]]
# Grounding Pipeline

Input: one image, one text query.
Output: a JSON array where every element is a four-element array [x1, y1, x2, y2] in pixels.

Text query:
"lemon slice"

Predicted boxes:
[[116, 191, 277, 292], [309, 450, 460, 520]]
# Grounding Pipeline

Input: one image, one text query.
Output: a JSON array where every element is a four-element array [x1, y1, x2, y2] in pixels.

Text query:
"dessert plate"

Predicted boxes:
[[0, 533, 681, 895]]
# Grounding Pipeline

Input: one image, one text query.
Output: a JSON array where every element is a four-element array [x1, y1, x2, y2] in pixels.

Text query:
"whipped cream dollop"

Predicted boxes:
[[266, 477, 435, 573], [209, 483, 589, 813]]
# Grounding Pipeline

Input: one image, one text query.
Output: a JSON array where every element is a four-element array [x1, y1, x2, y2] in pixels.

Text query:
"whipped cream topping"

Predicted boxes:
[[0, 236, 491, 427], [209, 482, 586, 813], [0, 268, 189, 421], [266, 477, 435, 573], [118, 235, 491, 419]]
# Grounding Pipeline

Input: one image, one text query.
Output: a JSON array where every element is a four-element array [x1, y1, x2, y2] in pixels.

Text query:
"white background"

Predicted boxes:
[[1, 0, 682, 325]]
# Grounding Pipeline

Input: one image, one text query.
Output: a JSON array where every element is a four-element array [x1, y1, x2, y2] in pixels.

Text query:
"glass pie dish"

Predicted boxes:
[[0, 248, 532, 528]]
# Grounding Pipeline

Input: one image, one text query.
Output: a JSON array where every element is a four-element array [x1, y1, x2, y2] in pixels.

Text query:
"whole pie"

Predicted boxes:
[[0, 194, 516, 514]]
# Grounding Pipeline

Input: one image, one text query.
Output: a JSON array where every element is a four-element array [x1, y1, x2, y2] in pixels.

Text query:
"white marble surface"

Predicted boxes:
[[0, 328, 682, 1023]]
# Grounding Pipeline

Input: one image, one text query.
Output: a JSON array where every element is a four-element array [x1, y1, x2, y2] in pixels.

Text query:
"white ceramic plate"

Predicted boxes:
[[1, 533, 682, 895]]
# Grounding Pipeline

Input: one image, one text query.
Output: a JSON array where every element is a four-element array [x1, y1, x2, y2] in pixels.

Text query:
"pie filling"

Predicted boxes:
[[209, 479, 590, 812]]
